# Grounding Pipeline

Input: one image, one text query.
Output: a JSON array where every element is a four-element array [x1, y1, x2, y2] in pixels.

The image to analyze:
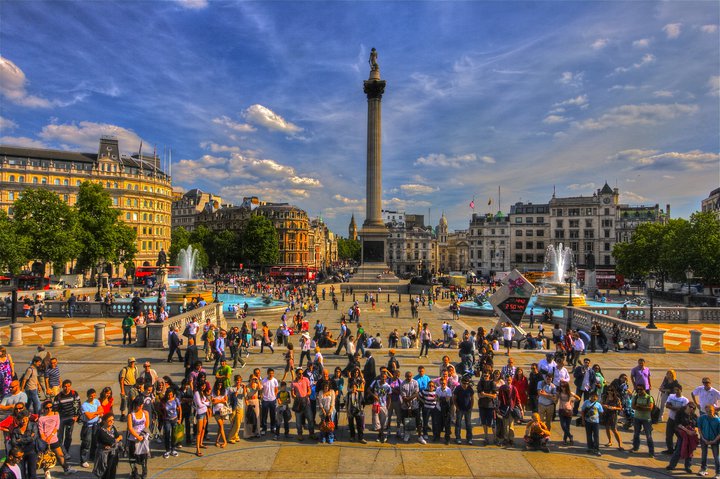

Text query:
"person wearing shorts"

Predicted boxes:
[[477, 371, 497, 445]]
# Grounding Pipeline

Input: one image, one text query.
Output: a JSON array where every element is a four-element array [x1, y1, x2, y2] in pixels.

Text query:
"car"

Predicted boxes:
[[111, 277, 128, 288]]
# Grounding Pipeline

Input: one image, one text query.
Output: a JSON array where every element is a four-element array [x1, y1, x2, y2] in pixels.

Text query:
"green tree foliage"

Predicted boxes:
[[613, 212, 720, 286], [13, 189, 80, 273], [75, 181, 136, 271], [169, 227, 191, 265], [337, 237, 361, 261], [212, 229, 240, 270], [240, 215, 279, 268], [0, 210, 30, 274]]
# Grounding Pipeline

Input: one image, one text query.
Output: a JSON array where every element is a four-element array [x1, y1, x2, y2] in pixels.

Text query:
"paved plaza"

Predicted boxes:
[[2, 288, 719, 479]]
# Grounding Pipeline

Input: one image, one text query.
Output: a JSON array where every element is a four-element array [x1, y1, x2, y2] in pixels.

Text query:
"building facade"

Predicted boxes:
[[0, 137, 173, 273], [701, 187, 720, 218], [508, 201, 550, 273], [255, 204, 309, 266], [171, 189, 222, 232]]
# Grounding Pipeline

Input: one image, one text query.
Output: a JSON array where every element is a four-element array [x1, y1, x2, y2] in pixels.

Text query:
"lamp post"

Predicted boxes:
[[213, 262, 220, 302], [96, 260, 105, 300], [646, 273, 657, 329], [565, 266, 576, 330], [685, 266, 694, 306]]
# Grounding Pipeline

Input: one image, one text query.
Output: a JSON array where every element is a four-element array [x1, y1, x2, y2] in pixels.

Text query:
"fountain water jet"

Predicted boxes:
[[534, 243, 587, 308], [166, 245, 214, 303]]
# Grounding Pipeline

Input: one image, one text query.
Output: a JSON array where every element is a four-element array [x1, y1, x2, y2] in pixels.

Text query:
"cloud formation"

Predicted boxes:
[[543, 114, 569, 124], [709, 76, 720, 97], [176, 0, 208, 9], [575, 103, 698, 130], [632, 38, 650, 48], [662, 23, 682, 39], [610, 148, 719, 170], [590, 38, 608, 50], [558, 71, 584, 88], [0, 56, 54, 108], [0, 116, 17, 130], [212, 116, 256, 133], [613, 53, 655, 73], [701, 25, 718, 34], [38, 121, 147, 154], [400, 184, 439, 196], [243, 104, 302, 134], [414, 153, 495, 168]]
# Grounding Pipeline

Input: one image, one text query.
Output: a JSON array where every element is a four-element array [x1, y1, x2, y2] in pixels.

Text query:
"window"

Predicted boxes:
[[525, 254, 534, 262], [586, 208, 593, 215], [570, 241, 578, 251], [9, 175, 15, 182], [569, 220, 579, 228], [8, 192, 14, 201], [536, 241, 544, 249], [126, 213, 131, 220], [555, 209, 563, 216], [585, 219, 593, 228], [556, 220, 563, 228], [516, 230, 523, 236], [569, 208, 580, 216], [132, 213, 138, 221], [537, 217, 544, 224], [526, 241, 533, 249], [604, 229, 611, 238], [515, 217, 522, 223], [32, 177, 38, 184], [53, 179, 61, 185], [18, 176, 24, 183], [584, 242, 593, 252], [536, 229, 544, 236], [604, 255, 611, 265], [604, 208, 610, 215], [526, 230, 533, 236], [604, 242, 611, 251], [76, 180, 81, 186], [515, 254, 523, 263], [536, 254, 544, 262], [555, 230, 565, 239], [569, 230, 579, 239], [515, 241, 523, 249], [584, 230, 595, 238]]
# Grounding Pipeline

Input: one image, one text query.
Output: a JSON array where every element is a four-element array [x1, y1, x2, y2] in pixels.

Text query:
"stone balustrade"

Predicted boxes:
[[146, 302, 226, 349], [583, 305, 720, 324], [563, 307, 665, 353]]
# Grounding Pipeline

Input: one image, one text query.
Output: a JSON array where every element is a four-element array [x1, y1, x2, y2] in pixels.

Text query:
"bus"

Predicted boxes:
[[269, 266, 318, 281], [133, 266, 181, 285], [0, 275, 51, 292], [577, 270, 625, 289]]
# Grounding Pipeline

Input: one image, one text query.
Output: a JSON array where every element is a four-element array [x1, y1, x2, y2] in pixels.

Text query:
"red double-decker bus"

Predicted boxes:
[[0, 275, 50, 292], [133, 266, 181, 285], [269, 266, 317, 281]]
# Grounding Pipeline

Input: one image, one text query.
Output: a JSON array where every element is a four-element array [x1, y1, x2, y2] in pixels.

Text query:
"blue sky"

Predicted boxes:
[[1, 0, 718, 235]]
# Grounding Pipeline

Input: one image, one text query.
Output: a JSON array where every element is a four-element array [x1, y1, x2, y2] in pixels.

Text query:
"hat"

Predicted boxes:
[[301, 332, 310, 339], [389, 349, 395, 355], [128, 357, 136, 363]]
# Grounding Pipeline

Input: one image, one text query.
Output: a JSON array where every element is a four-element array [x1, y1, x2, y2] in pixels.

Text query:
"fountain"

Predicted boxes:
[[165, 245, 214, 303], [534, 243, 587, 308]]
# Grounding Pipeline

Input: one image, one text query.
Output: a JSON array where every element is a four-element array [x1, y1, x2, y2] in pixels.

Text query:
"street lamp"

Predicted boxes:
[[213, 262, 220, 302], [96, 260, 105, 300], [685, 266, 694, 305], [565, 266, 577, 330], [646, 273, 657, 329]]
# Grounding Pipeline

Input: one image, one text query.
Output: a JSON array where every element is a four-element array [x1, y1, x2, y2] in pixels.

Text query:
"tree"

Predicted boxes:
[[114, 224, 138, 276], [212, 229, 240, 270], [240, 215, 279, 268], [13, 189, 80, 274], [75, 181, 131, 274], [0, 210, 30, 274], [337, 237, 361, 261], [169, 227, 191, 265]]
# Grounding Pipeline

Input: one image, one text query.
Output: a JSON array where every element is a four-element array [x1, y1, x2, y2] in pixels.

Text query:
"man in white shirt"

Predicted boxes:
[[552, 359, 571, 387], [570, 335, 585, 367], [501, 323, 514, 356], [662, 385, 689, 455], [692, 378, 720, 414], [260, 368, 279, 435], [537, 353, 557, 377]]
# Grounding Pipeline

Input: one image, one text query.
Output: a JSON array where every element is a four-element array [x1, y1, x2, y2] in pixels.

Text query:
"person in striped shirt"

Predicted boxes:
[[420, 380, 437, 442], [44, 358, 61, 399]]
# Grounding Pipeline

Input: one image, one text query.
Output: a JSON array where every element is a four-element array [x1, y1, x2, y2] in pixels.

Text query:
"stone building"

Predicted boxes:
[[508, 202, 550, 273], [310, 218, 339, 271], [0, 137, 173, 274], [171, 189, 223, 232], [255, 203, 309, 266], [701, 187, 720, 218], [386, 213, 437, 276]]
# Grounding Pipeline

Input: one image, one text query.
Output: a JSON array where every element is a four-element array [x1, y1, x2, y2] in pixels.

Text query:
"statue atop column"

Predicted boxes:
[[369, 48, 379, 71]]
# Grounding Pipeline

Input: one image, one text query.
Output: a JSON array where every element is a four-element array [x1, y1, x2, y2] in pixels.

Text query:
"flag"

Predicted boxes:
[[488, 198, 492, 205], [469, 200, 475, 209]]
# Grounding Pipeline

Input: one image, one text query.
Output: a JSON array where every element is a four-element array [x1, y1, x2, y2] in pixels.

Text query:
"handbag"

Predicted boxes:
[[37, 449, 56, 471], [217, 404, 232, 419], [172, 423, 185, 444], [319, 418, 335, 433]]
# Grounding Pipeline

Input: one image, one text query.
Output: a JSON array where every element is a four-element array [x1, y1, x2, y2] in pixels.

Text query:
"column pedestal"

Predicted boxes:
[[50, 324, 65, 347], [9, 324, 23, 347], [93, 323, 107, 347]]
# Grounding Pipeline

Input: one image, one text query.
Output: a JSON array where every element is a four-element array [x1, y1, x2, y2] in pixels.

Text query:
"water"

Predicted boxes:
[[545, 243, 573, 283], [459, 296, 626, 318], [115, 293, 287, 312], [177, 245, 199, 279]]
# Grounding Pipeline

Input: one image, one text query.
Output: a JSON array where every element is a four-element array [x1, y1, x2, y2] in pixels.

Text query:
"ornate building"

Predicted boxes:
[[172, 189, 222, 232], [255, 204, 309, 266], [467, 212, 511, 276], [701, 187, 720, 219], [310, 218, 339, 271], [348, 214, 358, 241], [0, 137, 173, 274]]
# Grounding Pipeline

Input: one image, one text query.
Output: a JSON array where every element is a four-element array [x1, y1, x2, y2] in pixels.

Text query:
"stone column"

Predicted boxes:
[[689, 330, 703, 353], [135, 324, 147, 347], [50, 323, 65, 347], [93, 323, 107, 347], [9, 324, 23, 347], [363, 69, 386, 228]]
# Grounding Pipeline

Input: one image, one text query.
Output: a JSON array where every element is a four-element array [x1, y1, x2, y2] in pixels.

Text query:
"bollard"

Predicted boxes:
[[689, 329, 703, 354], [342, 293, 345, 302], [135, 324, 147, 347], [50, 323, 65, 347], [9, 323, 23, 347], [93, 323, 107, 347], [353, 294, 356, 302]]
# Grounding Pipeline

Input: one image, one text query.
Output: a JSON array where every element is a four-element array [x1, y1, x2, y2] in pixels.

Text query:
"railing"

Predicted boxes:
[[584, 306, 720, 324], [0, 300, 157, 318], [563, 307, 665, 353], [145, 302, 226, 349]]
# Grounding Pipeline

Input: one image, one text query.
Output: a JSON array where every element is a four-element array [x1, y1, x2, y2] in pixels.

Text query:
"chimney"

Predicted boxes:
[[666, 204, 671, 218]]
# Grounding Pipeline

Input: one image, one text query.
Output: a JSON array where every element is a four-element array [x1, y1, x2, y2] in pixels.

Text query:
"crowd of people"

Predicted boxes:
[[0, 282, 719, 479]]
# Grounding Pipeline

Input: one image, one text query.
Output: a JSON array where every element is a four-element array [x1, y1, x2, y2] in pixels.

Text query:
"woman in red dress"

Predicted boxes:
[[513, 368, 529, 409], [99, 386, 114, 415]]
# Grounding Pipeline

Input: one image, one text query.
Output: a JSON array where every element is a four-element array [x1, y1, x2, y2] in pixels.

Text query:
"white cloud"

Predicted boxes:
[[0, 116, 17, 130], [38, 121, 147, 153], [0, 56, 54, 108], [414, 153, 494, 168], [212, 115, 256, 133], [543, 114, 570, 124], [199, 141, 241, 154], [590, 38, 608, 50], [701, 25, 718, 34], [575, 103, 697, 130], [663, 23, 682, 39], [558, 71, 584, 87], [653, 90, 674, 98], [632, 38, 650, 48], [609, 148, 719, 170], [621, 191, 649, 202], [553, 94, 588, 109], [176, 0, 208, 9], [609, 84, 638, 91], [708, 76, 720, 97], [0, 136, 47, 149], [399, 184, 439, 196], [333, 194, 362, 206], [243, 104, 302, 134], [567, 182, 596, 191], [382, 197, 431, 211], [614, 53, 655, 73]]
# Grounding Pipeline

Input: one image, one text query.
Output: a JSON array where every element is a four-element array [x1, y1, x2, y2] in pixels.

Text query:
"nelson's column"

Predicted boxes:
[[349, 48, 401, 290]]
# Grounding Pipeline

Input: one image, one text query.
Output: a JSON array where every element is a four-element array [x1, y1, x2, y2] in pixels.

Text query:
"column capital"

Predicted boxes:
[[364, 79, 386, 100]]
